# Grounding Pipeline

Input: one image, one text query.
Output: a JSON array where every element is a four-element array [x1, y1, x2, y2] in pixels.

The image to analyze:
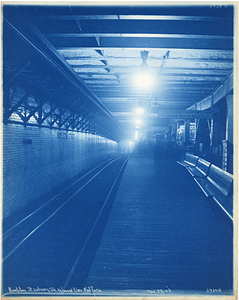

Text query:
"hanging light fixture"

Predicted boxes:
[[135, 100, 144, 115], [135, 130, 138, 141], [135, 119, 141, 125], [135, 50, 152, 88], [140, 50, 149, 69], [136, 107, 144, 115]]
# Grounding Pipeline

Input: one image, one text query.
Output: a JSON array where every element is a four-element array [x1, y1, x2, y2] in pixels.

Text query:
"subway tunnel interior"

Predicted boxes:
[[1, 3, 236, 297]]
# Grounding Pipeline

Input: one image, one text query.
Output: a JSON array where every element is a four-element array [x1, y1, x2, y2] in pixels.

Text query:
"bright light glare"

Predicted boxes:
[[136, 119, 141, 125], [136, 107, 144, 115], [135, 131, 138, 140], [136, 73, 152, 88]]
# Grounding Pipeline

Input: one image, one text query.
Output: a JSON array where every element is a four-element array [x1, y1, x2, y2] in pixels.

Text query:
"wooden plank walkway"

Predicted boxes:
[[85, 152, 233, 295]]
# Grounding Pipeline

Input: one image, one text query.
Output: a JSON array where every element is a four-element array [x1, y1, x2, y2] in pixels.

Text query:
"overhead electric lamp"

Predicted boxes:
[[136, 73, 152, 88], [136, 119, 141, 125], [140, 50, 149, 69], [136, 107, 144, 115], [136, 50, 153, 88], [135, 131, 138, 141]]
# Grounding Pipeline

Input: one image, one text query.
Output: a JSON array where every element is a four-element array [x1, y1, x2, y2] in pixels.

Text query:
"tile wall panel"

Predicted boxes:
[[2, 124, 118, 219]]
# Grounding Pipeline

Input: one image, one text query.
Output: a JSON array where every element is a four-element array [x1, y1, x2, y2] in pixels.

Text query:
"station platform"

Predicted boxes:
[[85, 151, 233, 293]]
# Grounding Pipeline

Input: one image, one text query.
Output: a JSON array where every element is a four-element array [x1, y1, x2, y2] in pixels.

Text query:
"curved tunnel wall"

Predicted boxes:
[[2, 124, 119, 219]]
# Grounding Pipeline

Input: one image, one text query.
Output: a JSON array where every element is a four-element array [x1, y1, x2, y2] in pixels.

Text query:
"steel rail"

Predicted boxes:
[[63, 156, 129, 289], [2, 156, 121, 240], [2, 156, 126, 262]]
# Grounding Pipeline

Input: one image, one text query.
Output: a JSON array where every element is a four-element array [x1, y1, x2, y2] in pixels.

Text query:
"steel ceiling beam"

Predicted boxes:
[[3, 6, 125, 141], [49, 37, 232, 50], [64, 57, 233, 66], [63, 56, 233, 64], [90, 89, 215, 94], [57, 46, 233, 53], [40, 92, 75, 126], [87, 83, 218, 88], [92, 92, 207, 98], [187, 72, 233, 110], [46, 33, 232, 40], [36, 15, 231, 21], [70, 64, 231, 70], [5, 76, 48, 121], [76, 70, 232, 77], [4, 61, 32, 88], [81, 80, 222, 85], [25, 85, 64, 123], [82, 73, 226, 78]]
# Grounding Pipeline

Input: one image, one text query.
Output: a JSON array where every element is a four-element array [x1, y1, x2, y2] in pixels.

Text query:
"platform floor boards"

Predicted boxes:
[[85, 152, 233, 293]]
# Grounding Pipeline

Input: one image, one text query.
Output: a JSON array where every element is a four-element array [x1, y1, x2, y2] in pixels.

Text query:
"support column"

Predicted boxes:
[[211, 107, 220, 146], [184, 119, 190, 146], [226, 94, 233, 144], [224, 94, 233, 173]]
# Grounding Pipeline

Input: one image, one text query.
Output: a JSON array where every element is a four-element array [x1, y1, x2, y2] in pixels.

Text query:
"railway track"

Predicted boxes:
[[2, 155, 129, 293]]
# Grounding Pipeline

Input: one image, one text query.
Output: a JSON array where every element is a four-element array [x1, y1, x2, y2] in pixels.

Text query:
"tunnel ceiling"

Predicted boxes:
[[3, 4, 234, 140]]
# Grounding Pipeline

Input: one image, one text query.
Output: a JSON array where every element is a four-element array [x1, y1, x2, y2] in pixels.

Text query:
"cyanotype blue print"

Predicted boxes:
[[1, 2, 236, 299]]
